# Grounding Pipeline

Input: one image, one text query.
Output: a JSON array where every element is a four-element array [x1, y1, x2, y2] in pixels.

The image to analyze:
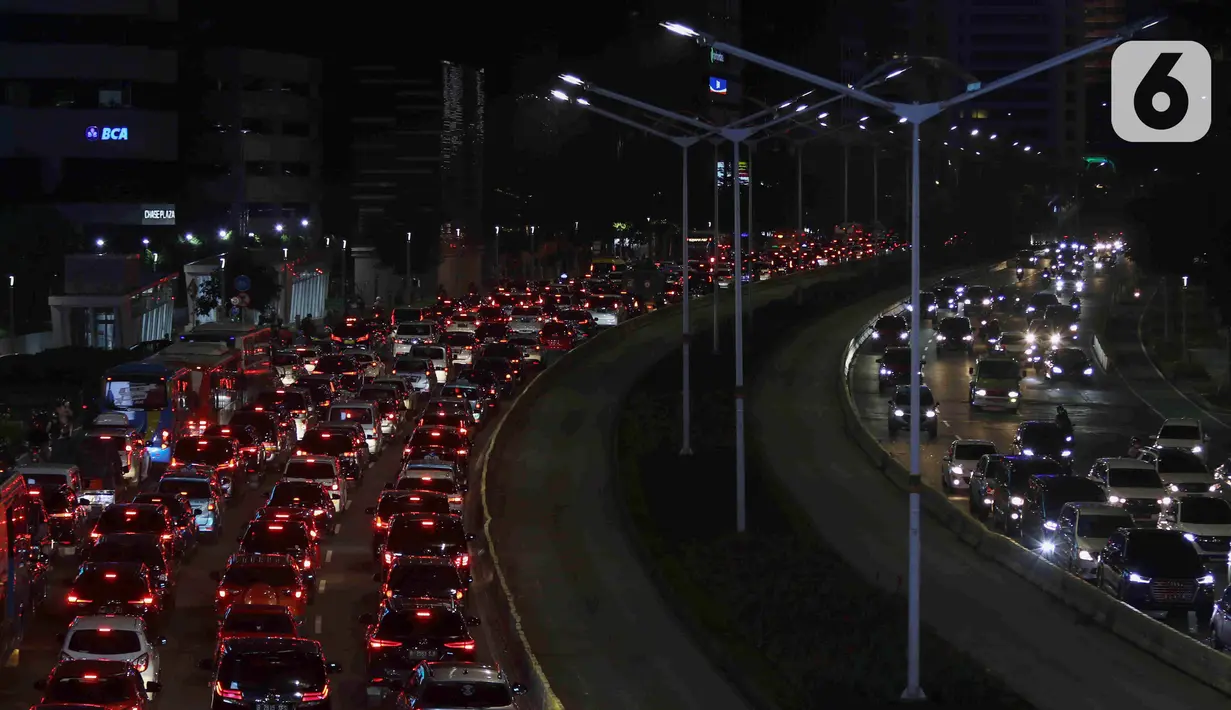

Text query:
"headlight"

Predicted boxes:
[[1095, 262, 1103, 270], [1043, 520, 1058, 531], [1025, 333, 1035, 343], [982, 298, 992, 306], [1061, 450, 1072, 457], [1076, 281, 1085, 292], [936, 334, 946, 341], [1008, 391, 1020, 398], [872, 331, 881, 339], [925, 410, 936, 418], [1184, 532, 1196, 542], [975, 389, 988, 397], [964, 298, 971, 304], [1026, 306, 1035, 313], [880, 367, 890, 375], [1057, 279, 1065, 289], [1022, 448, 1034, 456], [1108, 495, 1122, 504], [928, 304, 936, 312], [1161, 497, 1172, 506], [1050, 334, 1061, 345], [893, 409, 905, 417], [1078, 550, 1094, 561], [963, 334, 973, 341], [1169, 483, 1181, 493], [1069, 324, 1078, 332], [1128, 573, 1151, 584], [950, 465, 963, 475], [1010, 496, 1025, 506], [1199, 574, 1216, 585], [1211, 484, 1220, 493], [1083, 367, 1094, 376], [1041, 540, 1056, 554], [899, 331, 909, 340], [1192, 445, 1203, 454], [1053, 366, 1063, 374]]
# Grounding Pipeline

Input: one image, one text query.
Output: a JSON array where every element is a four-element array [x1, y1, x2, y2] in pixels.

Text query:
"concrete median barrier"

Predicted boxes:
[[835, 276, 1231, 699]]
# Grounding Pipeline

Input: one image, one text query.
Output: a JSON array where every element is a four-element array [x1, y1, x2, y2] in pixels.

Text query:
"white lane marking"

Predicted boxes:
[[333, 523, 342, 535], [325, 549, 333, 564], [317, 578, 327, 593], [314, 615, 322, 634]]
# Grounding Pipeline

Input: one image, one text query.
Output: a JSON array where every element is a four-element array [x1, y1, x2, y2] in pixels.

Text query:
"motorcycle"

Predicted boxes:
[[1015, 267, 1024, 281]]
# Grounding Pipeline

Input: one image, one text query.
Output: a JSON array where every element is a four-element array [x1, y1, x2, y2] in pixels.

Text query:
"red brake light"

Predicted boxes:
[[301, 687, 330, 702], [369, 639, 402, 649], [216, 681, 242, 700], [268, 524, 284, 530], [105, 572, 117, 579], [420, 520, 435, 527], [444, 640, 476, 650]]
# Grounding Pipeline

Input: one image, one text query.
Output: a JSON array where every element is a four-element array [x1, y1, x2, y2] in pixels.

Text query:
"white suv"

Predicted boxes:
[[60, 614, 165, 690]]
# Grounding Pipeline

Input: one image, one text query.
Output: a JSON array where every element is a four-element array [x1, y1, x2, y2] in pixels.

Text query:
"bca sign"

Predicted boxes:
[[85, 126, 129, 141]]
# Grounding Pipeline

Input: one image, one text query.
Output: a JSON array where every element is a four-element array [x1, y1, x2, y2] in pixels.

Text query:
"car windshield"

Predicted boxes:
[[67, 629, 143, 654], [96, 507, 164, 532], [223, 611, 297, 635], [222, 564, 298, 587], [328, 407, 373, 425], [1156, 450, 1207, 473], [315, 356, 356, 374], [377, 609, 466, 637], [158, 479, 211, 499], [388, 518, 463, 547], [1020, 426, 1067, 451], [261, 391, 309, 410], [1126, 533, 1201, 563], [978, 360, 1020, 379], [74, 568, 146, 598], [1181, 498, 1231, 524], [1000, 333, 1025, 345], [396, 477, 457, 494], [90, 537, 162, 567], [397, 323, 433, 336], [411, 347, 446, 360], [46, 676, 134, 704], [438, 385, 478, 400], [393, 308, 421, 322], [954, 443, 996, 460], [103, 376, 168, 411], [1107, 467, 1162, 488], [283, 462, 335, 481], [881, 350, 910, 368], [218, 649, 325, 694], [1011, 458, 1066, 480], [893, 389, 934, 407], [443, 332, 476, 346], [940, 319, 971, 335], [1159, 424, 1201, 440], [420, 682, 513, 707], [1030, 294, 1060, 308], [1078, 514, 1135, 538], [32, 486, 73, 512], [876, 317, 904, 330], [269, 483, 329, 508], [395, 358, 432, 372]]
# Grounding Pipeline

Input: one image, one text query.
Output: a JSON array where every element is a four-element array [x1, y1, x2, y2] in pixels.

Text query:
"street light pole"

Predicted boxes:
[[843, 143, 850, 224], [873, 147, 880, 226], [713, 141, 721, 354], [732, 136, 747, 533], [662, 13, 1165, 699], [7, 275, 14, 352], [795, 144, 803, 234], [406, 232, 413, 302]]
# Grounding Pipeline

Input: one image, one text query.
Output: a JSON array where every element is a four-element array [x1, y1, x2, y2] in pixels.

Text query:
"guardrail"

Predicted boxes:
[[1092, 334, 1112, 372], [835, 275, 1231, 698], [473, 254, 907, 710]]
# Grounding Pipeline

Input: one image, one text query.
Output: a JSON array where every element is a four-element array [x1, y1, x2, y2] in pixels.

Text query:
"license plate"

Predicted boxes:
[[99, 605, 122, 613], [406, 649, 435, 659], [424, 454, 440, 462], [255, 704, 292, 710]]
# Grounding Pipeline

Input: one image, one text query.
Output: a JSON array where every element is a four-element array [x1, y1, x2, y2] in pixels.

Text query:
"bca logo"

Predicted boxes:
[[86, 126, 129, 141], [1111, 41, 1212, 143]]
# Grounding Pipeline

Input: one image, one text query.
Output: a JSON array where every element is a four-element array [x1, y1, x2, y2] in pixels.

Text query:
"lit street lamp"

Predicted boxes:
[[664, 15, 1163, 701]]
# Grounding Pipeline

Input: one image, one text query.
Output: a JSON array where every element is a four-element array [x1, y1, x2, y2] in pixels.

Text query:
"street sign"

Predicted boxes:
[[230, 296, 240, 306], [233, 275, 251, 292], [229, 306, 241, 317]]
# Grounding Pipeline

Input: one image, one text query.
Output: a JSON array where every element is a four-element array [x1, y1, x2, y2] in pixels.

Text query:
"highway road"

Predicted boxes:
[[753, 255, 1231, 709], [0, 386, 507, 708]]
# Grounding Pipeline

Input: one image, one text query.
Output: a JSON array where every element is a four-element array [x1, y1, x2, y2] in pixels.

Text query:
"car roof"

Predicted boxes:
[[1096, 457, 1155, 470], [68, 614, 144, 632], [422, 661, 507, 684], [1161, 417, 1200, 427], [222, 636, 322, 654], [15, 464, 79, 475], [952, 439, 995, 448]]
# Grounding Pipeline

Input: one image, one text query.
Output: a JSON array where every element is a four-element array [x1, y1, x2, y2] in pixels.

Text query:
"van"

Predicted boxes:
[[16, 463, 84, 497], [410, 345, 450, 384], [325, 401, 383, 455], [281, 456, 347, 512], [968, 355, 1025, 413]]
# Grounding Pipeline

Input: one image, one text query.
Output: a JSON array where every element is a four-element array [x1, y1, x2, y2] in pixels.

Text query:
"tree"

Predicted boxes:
[[194, 271, 222, 318], [194, 250, 283, 319]]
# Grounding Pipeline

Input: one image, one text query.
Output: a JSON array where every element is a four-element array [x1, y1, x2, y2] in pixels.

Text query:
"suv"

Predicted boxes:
[[1087, 458, 1168, 522], [281, 457, 347, 513], [1096, 528, 1215, 619], [361, 599, 482, 701], [935, 316, 974, 355], [876, 347, 921, 391], [1021, 474, 1107, 551], [325, 402, 383, 455], [967, 355, 1024, 412], [202, 637, 341, 707], [1052, 502, 1136, 580], [941, 439, 997, 493], [988, 456, 1068, 535], [886, 384, 938, 439], [390, 661, 528, 710], [870, 314, 908, 344], [1012, 421, 1073, 467]]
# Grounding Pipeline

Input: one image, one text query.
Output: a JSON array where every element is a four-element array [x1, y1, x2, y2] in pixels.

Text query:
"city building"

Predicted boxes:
[[345, 60, 485, 290], [48, 254, 176, 350], [185, 48, 322, 242], [896, 0, 1088, 167], [0, 0, 182, 240]]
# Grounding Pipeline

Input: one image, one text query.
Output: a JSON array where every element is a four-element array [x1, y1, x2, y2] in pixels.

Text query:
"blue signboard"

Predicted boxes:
[[708, 77, 728, 95], [86, 126, 128, 141], [233, 275, 251, 292]]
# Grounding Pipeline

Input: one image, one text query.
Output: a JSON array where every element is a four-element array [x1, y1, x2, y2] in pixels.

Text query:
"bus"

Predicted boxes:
[[101, 342, 241, 463], [588, 256, 629, 278], [177, 322, 274, 386], [0, 471, 34, 668]]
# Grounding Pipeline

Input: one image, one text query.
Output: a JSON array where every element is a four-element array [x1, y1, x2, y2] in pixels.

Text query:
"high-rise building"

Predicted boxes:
[[0, 0, 182, 239], [184, 48, 323, 240], [346, 60, 485, 260], [896, 0, 1088, 166]]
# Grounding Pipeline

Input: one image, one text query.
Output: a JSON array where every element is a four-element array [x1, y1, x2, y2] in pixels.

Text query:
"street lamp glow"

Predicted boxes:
[[95, 238, 105, 248], [559, 74, 584, 86], [1023, 145, 1031, 151], [950, 125, 957, 130], [794, 104, 808, 112], [859, 116, 869, 122], [970, 129, 979, 136], [275, 223, 284, 232], [898, 116, 908, 123], [817, 112, 829, 119], [142, 238, 150, 246], [8, 275, 13, 287], [859, 124, 867, 130], [989, 133, 998, 139], [778, 99, 793, 109], [301, 218, 309, 227], [660, 21, 699, 37], [550, 89, 569, 102], [885, 68, 908, 80], [819, 122, 828, 127], [576, 97, 590, 106], [218, 229, 228, 239]]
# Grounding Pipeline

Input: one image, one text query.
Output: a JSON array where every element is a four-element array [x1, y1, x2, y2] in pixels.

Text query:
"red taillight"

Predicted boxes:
[[448, 496, 463, 504], [161, 533, 172, 540], [457, 448, 467, 455], [454, 553, 470, 567], [444, 640, 476, 651], [215, 681, 242, 700], [368, 639, 402, 649], [218, 589, 228, 598], [67, 594, 88, 603], [133, 652, 150, 672], [374, 518, 385, 529], [301, 686, 330, 702], [294, 589, 304, 599]]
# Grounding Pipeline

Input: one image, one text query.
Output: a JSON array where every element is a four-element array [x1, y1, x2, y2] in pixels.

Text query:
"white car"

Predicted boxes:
[[342, 349, 385, 378], [392, 322, 438, 355], [1137, 446, 1215, 498], [281, 456, 347, 512], [60, 614, 165, 690], [445, 314, 479, 334], [940, 439, 996, 492], [1087, 457, 1170, 522], [1052, 502, 1136, 581], [442, 332, 477, 367], [508, 336, 542, 364], [408, 345, 450, 384], [398, 462, 465, 514], [1155, 417, 1209, 463], [1159, 496, 1231, 565], [587, 295, 623, 327]]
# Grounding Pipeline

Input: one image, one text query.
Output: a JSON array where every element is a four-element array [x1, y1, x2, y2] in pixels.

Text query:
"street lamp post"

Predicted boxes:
[[712, 139, 720, 355], [7, 275, 14, 351], [406, 232, 413, 302], [664, 14, 1163, 700]]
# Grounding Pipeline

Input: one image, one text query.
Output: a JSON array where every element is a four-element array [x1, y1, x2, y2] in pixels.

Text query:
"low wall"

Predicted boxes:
[[0, 330, 54, 356], [835, 279, 1231, 698]]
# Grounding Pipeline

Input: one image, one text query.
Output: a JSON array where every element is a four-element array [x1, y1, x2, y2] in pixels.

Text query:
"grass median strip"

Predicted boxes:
[[615, 310, 1032, 708]]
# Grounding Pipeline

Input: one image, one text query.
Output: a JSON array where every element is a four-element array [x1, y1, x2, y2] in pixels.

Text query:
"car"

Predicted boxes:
[[216, 604, 300, 655], [1043, 347, 1093, 383], [265, 480, 337, 526], [1086, 458, 1169, 522], [324, 402, 383, 455], [366, 490, 455, 559], [380, 513, 473, 572], [83, 533, 175, 605], [374, 556, 471, 606], [169, 436, 240, 475], [389, 661, 528, 710], [280, 457, 347, 513], [83, 413, 152, 485], [988, 456, 1069, 536], [358, 385, 406, 435], [1051, 502, 1137, 580], [870, 314, 909, 344], [1136, 446, 1214, 498], [210, 553, 310, 620], [155, 472, 226, 542], [875, 347, 921, 391], [201, 637, 340, 707], [1021, 474, 1108, 551], [403, 427, 470, 471], [393, 321, 439, 354], [1024, 291, 1060, 316], [967, 355, 1024, 411], [235, 519, 321, 587], [1096, 528, 1215, 619], [934, 316, 974, 355], [295, 428, 366, 483], [967, 454, 1009, 521], [391, 464, 466, 513], [1012, 421, 1073, 465], [361, 599, 482, 702], [66, 562, 164, 628], [253, 505, 329, 540], [993, 330, 1029, 358], [253, 387, 318, 440], [28, 483, 88, 556], [940, 439, 996, 493], [886, 384, 938, 438], [88, 504, 176, 560], [1158, 496, 1231, 566], [1154, 417, 1209, 463], [57, 614, 166, 691], [33, 658, 160, 709]]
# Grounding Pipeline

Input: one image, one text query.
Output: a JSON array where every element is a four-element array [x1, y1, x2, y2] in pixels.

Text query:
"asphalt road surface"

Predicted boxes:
[[849, 257, 1227, 640]]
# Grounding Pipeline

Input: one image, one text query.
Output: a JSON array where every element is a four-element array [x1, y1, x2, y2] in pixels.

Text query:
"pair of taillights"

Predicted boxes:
[[59, 652, 150, 671], [68, 595, 154, 605], [216, 681, 328, 702], [368, 638, 474, 650], [218, 587, 303, 599]]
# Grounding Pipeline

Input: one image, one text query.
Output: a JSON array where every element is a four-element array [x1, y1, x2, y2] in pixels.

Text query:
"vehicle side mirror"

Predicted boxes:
[[197, 658, 212, 671], [209, 570, 222, 582], [364, 507, 376, 515], [146, 681, 162, 693], [358, 613, 375, 626], [511, 683, 528, 695], [326, 662, 343, 674], [875, 358, 883, 364], [467, 616, 481, 626], [157, 636, 168, 645]]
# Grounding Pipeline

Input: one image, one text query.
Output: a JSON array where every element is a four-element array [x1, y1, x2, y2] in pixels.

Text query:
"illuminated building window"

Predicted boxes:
[[972, 109, 989, 119]]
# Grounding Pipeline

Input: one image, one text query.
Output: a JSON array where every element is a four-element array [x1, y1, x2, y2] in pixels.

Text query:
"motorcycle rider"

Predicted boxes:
[[1127, 436, 1144, 457], [983, 318, 1002, 342], [1055, 404, 1072, 435], [1069, 294, 1082, 313], [1015, 266, 1024, 281]]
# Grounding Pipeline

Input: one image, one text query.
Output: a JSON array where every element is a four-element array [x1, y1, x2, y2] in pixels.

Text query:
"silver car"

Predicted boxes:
[[388, 661, 527, 709]]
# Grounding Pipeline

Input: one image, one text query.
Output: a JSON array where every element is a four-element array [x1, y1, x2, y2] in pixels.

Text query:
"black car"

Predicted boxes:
[[361, 599, 481, 700], [374, 556, 470, 605], [1044, 347, 1094, 383], [1022, 474, 1108, 549], [366, 491, 454, 559], [31, 484, 87, 551], [876, 347, 922, 391], [989, 456, 1069, 535], [1097, 528, 1215, 617], [381, 514, 473, 571], [131, 492, 200, 559], [202, 637, 341, 709], [66, 561, 162, 624], [1013, 421, 1073, 464], [472, 356, 517, 394], [935, 316, 974, 354], [297, 374, 341, 408], [84, 533, 175, 601], [1025, 291, 1060, 316], [266, 480, 336, 525], [870, 315, 908, 345], [933, 286, 958, 312], [296, 429, 363, 482], [886, 384, 938, 438]]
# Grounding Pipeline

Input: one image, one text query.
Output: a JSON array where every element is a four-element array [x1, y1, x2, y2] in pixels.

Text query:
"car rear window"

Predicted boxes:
[[283, 461, 336, 481], [328, 407, 373, 424], [158, 479, 211, 499], [420, 682, 513, 707], [377, 609, 466, 637], [67, 629, 143, 654], [221, 564, 298, 587]]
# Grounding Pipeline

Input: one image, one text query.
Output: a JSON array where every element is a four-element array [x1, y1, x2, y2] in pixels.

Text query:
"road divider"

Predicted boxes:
[[835, 275, 1231, 698], [1092, 334, 1111, 372]]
